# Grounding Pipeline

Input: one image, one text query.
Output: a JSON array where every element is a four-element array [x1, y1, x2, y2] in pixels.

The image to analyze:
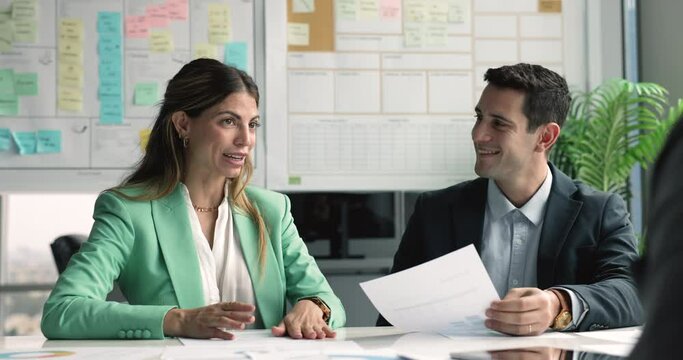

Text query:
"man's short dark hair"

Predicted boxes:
[[484, 63, 571, 131]]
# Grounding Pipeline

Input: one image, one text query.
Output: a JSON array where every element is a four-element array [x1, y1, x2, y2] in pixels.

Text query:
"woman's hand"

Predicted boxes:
[[163, 301, 255, 339], [271, 299, 335, 339]]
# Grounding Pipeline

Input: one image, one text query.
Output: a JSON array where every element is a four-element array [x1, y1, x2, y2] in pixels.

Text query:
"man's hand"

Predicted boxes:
[[485, 287, 561, 336], [271, 299, 336, 339], [163, 301, 256, 339]]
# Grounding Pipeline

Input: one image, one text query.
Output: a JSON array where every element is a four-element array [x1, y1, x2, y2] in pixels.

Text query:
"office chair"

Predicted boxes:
[[50, 234, 127, 302]]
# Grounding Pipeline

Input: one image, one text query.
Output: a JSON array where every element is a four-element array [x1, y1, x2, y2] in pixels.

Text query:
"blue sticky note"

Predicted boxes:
[[224, 42, 249, 72], [99, 63, 121, 81], [11, 131, 36, 155], [36, 130, 62, 154], [99, 82, 122, 97], [0, 128, 10, 151], [100, 95, 123, 124], [97, 12, 122, 34], [98, 34, 122, 57], [99, 55, 122, 67]]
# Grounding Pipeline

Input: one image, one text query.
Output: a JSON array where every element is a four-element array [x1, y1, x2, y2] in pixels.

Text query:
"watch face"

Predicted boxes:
[[554, 310, 572, 329]]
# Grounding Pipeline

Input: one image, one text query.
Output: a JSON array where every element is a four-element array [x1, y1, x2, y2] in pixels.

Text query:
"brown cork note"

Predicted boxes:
[[539, 0, 562, 13], [288, 0, 335, 52]]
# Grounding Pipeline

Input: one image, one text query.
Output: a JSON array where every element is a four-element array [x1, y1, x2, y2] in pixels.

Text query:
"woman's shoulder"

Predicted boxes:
[[244, 186, 289, 215]]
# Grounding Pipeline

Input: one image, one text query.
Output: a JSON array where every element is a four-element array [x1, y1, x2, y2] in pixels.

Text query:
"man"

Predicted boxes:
[[629, 116, 683, 358], [378, 63, 642, 335]]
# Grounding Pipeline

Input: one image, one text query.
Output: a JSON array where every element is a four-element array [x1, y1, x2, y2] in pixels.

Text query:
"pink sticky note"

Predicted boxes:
[[146, 4, 169, 28], [166, 0, 188, 20], [125, 15, 149, 38], [380, 0, 401, 19]]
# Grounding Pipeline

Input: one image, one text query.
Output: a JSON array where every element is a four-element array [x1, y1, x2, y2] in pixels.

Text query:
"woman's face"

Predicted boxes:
[[183, 91, 260, 180]]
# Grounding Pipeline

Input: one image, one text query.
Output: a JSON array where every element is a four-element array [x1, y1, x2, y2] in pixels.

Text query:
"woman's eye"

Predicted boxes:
[[249, 122, 261, 129], [222, 118, 235, 126]]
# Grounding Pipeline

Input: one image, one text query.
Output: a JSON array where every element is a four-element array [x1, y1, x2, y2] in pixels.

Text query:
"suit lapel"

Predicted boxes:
[[233, 207, 284, 328], [152, 185, 205, 308], [451, 179, 487, 254], [537, 165, 583, 288]]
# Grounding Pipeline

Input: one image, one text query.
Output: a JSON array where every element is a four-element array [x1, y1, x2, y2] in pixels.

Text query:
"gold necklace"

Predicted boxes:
[[192, 204, 218, 212]]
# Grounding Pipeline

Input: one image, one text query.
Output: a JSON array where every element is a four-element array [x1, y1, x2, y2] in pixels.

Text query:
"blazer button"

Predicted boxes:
[[142, 329, 151, 339], [126, 330, 134, 339], [118, 330, 126, 339], [134, 329, 142, 338]]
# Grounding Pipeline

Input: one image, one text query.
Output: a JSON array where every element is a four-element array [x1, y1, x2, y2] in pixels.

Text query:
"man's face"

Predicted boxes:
[[472, 85, 545, 182]]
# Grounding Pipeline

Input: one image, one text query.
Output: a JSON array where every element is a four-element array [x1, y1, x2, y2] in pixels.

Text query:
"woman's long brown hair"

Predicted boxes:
[[112, 58, 268, 270]]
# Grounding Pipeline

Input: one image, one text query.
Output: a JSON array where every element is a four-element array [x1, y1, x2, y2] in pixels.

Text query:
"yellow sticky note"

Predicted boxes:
[[58, 40, 83, 65], [287, 22, 309, 46], [194, 43, 218, 60], [58, 86, 83, 112], [448, 0, 469, 24], [13, 19, 36, 43], [59, 19, 83, 42], [404, 0, 427, 22], [208, 22, 231, 44], [149, 30, 174, 53], [0, 21, 12, 52], [427, 0, 449, 23], [336, 0, 358, 21], [358, 0, 379, 20], [208, 3, 231, 24], [403, 24, 423, 48], [58, 63, 84, 88], [139, 128, 151, 151]]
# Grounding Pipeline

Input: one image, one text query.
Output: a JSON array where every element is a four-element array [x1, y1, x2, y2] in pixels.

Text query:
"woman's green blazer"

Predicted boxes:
[[41, 185, 345, 339]]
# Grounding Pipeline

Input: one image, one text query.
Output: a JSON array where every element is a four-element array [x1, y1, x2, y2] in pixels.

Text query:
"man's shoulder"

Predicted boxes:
[[551, 166, 622, 208], [419, 178, 487, 206]]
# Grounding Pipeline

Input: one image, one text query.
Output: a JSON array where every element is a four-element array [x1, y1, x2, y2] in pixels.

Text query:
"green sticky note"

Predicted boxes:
[[11, 131, 36, 155], [288, 176, 302, 185], [224, 42, 248, 72], [0, 68, 16, 94], [0, 93, 18, 115], [15, 72, 37, 96], [0, 21, 13, 52], [36, 130, 62, 153], [134, 82, 158, 105], [0, 128, 10, 151], [100, 95, 123, 124]]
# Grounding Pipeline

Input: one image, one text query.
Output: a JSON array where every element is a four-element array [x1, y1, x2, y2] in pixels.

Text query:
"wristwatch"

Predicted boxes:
[[302, 297, 331, 324], [548, 288, 572, 330]]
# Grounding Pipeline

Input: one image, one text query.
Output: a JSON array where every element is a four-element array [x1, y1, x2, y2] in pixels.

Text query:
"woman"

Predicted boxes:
[[41, 59, 345, 340]]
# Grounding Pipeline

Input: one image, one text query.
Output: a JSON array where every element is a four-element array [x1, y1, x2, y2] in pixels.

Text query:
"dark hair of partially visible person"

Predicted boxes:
[[111, 58, 267, 266], [484, 63, 571, 131]]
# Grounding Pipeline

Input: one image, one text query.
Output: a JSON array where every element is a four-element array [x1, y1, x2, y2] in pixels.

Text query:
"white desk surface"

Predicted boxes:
[[0, 326, 639, 359]]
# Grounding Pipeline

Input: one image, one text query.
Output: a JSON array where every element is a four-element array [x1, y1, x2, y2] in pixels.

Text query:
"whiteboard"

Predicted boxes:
[[265, 0, 591, 191], [0, 0, 262, 191]]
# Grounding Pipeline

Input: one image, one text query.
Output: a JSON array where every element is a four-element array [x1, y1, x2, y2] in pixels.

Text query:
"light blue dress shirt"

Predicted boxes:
[[480, 166, 586, 330]]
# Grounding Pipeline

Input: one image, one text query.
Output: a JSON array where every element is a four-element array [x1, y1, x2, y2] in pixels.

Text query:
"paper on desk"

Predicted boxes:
[[574, 327, 641, 344], [360, 244, 500, 336], [179, 330, 362, 352]]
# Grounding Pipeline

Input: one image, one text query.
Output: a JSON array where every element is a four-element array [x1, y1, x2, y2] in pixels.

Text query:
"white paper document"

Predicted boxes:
[[360, 244, 500, 335]]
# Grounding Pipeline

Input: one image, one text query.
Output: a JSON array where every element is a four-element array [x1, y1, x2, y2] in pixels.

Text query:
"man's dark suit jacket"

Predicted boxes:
[[378, 164, 643, 331], [629, 117, 683, 359]]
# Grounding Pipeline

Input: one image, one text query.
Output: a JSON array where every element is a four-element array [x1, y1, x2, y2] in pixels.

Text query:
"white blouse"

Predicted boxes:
[[180, 182, 259, 327]]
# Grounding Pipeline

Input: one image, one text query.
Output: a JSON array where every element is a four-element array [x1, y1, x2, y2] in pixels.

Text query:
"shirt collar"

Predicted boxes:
[[486, 164, 553, 225]]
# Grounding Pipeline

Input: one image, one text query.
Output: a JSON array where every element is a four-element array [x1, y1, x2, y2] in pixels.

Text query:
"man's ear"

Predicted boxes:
[[536, 122, 560, 152], [171, 111, 190, 138]]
